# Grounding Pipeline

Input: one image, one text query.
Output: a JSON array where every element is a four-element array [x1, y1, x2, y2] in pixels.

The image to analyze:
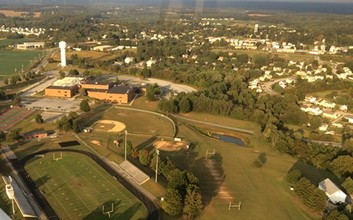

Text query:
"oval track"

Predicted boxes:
[[13, 149, 159, 220]]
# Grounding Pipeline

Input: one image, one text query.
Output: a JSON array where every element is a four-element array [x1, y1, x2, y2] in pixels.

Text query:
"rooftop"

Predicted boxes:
[[319, 178, 341, 195], [52, 77, 84, 87], [108, 85, 131, 94]]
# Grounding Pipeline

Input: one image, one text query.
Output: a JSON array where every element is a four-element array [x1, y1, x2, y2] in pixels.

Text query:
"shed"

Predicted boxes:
[[318, 178, 347, 204]]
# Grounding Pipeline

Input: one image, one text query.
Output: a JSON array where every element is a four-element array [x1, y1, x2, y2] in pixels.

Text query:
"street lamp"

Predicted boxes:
[[124, 130, 128, 161], [155, 149, 159, 183]]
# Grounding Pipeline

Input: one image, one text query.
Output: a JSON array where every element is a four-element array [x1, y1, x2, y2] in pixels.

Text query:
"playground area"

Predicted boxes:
[[92, 120, 126, 133], [0, 107, 34, 131], [153, 140, 190, 152]]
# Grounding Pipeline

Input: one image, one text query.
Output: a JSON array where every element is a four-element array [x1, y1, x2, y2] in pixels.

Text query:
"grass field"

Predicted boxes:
[[25, 152, 147, 220], [103, 107, 174, 138], [0, 49, 44, 75], [171, 124, 319, 220], [0, 38, 30, 48]]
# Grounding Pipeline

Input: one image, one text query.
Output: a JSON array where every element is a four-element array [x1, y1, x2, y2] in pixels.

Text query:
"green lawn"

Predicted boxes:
[[0, 49, 44, 75], [25, 152, 147, 220], [0, 38, 30, 48], [173, 124, 319, 220]]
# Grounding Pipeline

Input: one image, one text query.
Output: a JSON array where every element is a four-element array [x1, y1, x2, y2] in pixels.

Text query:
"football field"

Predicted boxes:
[[25, 152, 147, 219]]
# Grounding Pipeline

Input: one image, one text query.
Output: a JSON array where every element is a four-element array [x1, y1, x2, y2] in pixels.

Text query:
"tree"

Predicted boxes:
[[80, 99, 90, 112], [59, 70, 66, 78], [12, 95, 21, 105], [126, 140, 133, 155], [35, 114, 44, 124], [183, 185, 203, 218], [0, 130, 5, 142], [0, 89, 6, 100], [79, 88, 87, 96], [286, 169, 302, 185], [6, 129, 21, 142], [331, 155, 353, 177], [178, 97, 191, 113], [342, 177, 353, 195], [72, 120, 80, 133], [161, 188, 183, 216], [326, 210, 349, 220], [295, 177, 326, 212], [69, 69, 80, 76], [138, 149, 150, 166], [57, 115, 73, 131]]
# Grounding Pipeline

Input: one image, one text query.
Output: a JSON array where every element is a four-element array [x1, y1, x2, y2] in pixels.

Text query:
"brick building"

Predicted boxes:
[[86, 85, 134, 104], [44, 85, 77, 98], [45, 78, 134, 104]]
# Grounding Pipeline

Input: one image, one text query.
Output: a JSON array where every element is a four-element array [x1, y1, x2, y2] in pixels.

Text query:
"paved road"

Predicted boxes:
[[172, 114, 255, 135], [261, 76, 295, 96], [20, 71, 58, 97], [117, 75, 197, 93]]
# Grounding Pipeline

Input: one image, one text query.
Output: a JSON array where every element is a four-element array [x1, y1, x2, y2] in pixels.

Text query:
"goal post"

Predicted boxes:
[[228, 201, 242, 211], [102, 203, 114, 218], [53, 152, 63, 161]]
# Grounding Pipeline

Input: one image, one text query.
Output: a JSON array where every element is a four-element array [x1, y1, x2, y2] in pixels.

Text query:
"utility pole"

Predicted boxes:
[[155, 149, 159, 183], [124, 130, 128, 161]]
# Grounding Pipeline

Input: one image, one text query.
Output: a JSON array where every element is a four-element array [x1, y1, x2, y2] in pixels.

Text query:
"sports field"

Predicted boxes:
[[25, 152, 147, 219], [0, 50, 43, 75]]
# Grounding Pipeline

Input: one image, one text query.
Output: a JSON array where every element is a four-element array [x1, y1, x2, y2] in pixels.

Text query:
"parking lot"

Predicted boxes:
[[22, 97, 80, 112]]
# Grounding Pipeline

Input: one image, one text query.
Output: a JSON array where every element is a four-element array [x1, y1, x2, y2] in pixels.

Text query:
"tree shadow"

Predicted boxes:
[[112, 203, 142, 220], [11, 141, 46, 159], [83, 200, 122, 220], [135, 136, 158, 151], [191, 152, 225, 206], [35, 174, 50, 188], [290, 160, 342, 186]]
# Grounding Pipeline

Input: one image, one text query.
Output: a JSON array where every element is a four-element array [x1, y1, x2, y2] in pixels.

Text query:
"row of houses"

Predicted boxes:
[[0, 25, 45, 36], [44, 77, 135, 104]]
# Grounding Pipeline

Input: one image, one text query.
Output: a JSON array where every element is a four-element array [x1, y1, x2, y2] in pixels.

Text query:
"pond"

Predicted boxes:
[[213, 134, 246, 146]]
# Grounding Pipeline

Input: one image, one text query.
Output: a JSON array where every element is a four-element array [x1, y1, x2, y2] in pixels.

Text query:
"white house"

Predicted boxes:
[[124, 57, 135, 64], [345, 116, 353, 123], [319, 178, 347, 204], [322, 110, 340, 120]]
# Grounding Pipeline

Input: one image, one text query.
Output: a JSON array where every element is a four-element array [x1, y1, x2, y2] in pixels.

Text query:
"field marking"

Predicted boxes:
[[26, 153, 143, 219], [84, 158, 135, 205], [31, 167, 72, 218]]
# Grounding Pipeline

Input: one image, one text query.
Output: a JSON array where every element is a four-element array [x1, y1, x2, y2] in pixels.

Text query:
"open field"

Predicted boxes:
[[0, 38, 30, 48], [0, 107, 34, 131], [169, 124, 318, 220], [25, 152, 147, 219], [0, 50, 44, 75], [52, 50, 121, 63], [178, 112, 260, 132], [0, 10, 41, 17]]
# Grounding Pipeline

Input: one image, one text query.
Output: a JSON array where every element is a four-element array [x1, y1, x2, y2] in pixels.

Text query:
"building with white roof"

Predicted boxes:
[[319, 178, 347, 204]]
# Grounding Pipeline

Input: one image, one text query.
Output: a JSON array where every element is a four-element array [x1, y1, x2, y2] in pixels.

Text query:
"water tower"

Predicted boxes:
[[59, 41, 66, 67]]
